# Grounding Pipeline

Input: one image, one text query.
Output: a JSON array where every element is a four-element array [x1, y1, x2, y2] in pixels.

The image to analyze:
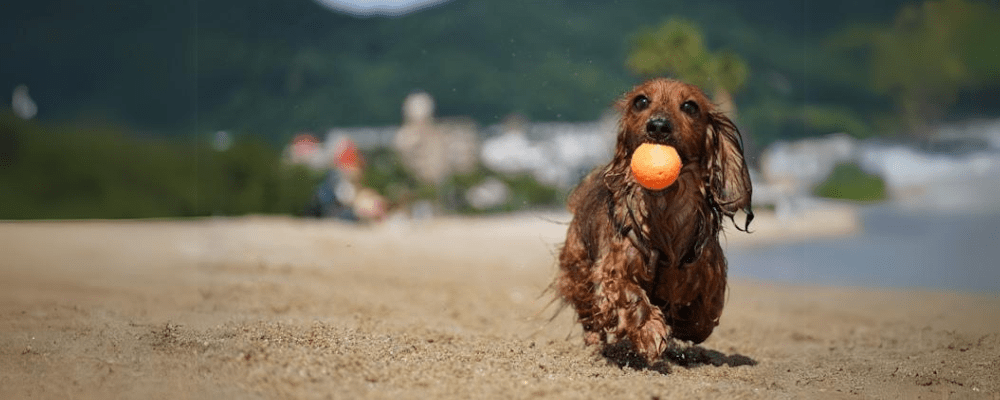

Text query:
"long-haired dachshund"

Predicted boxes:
[[556, 78, 753, 363]]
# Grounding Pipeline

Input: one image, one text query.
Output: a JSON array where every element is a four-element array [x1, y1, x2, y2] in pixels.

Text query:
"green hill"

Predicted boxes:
[[4, 0, 996, 147]]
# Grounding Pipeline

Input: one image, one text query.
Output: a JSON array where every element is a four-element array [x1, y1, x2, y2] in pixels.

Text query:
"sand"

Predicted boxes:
[[1, 212, 997, 399]]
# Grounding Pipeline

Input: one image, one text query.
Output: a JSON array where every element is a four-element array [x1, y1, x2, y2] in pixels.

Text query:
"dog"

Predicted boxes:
[[555, 78, 753, 363]]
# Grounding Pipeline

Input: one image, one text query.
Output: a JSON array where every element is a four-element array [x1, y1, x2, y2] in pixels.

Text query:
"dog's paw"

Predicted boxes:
[[632, 318, 670, 363], [583, 330, 606, 346]]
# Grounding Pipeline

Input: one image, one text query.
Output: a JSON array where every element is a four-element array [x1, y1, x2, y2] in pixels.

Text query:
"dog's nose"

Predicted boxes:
[[645, 118, 673, 139]]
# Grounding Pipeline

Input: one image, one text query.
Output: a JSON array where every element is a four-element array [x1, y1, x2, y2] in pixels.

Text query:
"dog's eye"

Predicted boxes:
[[632, 95, 650, 112], [680, 100, 700, 116]]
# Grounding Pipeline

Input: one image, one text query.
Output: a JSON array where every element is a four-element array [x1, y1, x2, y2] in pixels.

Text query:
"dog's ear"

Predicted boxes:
[[706, 111, 753, 231]]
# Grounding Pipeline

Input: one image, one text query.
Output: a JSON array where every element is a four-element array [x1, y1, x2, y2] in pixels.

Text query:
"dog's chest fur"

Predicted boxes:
[[607, 169, 719, 304], [618, 170, 709, 261]]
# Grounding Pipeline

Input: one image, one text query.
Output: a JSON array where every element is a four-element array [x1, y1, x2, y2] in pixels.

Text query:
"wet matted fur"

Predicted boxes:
[[555, 78, 753, 363]]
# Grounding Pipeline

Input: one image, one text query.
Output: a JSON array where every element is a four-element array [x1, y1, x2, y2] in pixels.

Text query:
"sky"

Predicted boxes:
[[312, 0, 452, 17]]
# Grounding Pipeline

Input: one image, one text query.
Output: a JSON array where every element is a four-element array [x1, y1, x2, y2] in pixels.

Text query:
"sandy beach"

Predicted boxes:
[[1, 211, 997, 399]]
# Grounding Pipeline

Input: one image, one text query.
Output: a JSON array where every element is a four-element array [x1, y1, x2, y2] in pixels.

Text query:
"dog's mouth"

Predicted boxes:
[[643, 135, 678, 147], [636, 140, 688, 165]]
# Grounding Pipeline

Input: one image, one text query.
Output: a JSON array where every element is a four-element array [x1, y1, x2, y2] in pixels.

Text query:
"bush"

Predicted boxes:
[[0, 112, 321, 219], [361, 147, 432, 205], [813, 162, 887, 202], [359, 147, 562, 215]]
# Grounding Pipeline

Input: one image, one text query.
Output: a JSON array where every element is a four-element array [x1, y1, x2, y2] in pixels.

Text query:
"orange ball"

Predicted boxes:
[[630, 143, 682, 190]]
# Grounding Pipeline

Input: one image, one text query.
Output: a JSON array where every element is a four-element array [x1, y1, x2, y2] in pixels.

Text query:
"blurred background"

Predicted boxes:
[[2, 0, 999, 290]]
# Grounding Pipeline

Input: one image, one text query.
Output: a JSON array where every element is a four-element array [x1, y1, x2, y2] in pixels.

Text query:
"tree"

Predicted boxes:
[[829, 0, 1000, 138], [626, 18, 749, 117]]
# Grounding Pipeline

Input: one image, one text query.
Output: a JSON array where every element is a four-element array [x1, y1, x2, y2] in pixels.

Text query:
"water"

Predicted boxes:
[[728, 206, 1000, 293]]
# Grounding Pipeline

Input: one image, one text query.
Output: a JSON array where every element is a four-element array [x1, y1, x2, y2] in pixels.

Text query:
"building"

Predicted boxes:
[[393, 91, 479, 186]]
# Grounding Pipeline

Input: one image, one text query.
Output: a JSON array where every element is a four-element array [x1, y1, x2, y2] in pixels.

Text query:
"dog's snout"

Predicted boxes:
[[645, 118, 673, 139]]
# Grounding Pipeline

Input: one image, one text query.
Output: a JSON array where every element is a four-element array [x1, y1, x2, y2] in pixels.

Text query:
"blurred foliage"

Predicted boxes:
[[622, 17, 881, 154], [813, 163, 887, 202], [498, 174, 561, 211], [627, 18, 749, 95], [741, 101, 875, 142], [826, 0, 1000, 138], [4, 0, 998, 158], [445, 169, 561, 215], [0, 112, 320, 219], [9, 0, 997, 219], [361, 147, 560, 214], [0, 111, 559, 219], [361, 147, 436, 205]]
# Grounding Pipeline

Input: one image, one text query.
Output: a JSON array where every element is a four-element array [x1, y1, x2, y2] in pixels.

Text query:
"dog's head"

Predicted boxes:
[[612, 78, 753, 230]]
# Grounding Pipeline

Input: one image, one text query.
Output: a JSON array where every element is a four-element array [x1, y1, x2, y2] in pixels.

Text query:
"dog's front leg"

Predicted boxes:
[[595, 238, 670, 363]]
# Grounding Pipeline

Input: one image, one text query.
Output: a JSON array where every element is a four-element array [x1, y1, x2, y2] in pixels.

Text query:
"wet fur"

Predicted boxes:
[[555, 78, 753, 363]]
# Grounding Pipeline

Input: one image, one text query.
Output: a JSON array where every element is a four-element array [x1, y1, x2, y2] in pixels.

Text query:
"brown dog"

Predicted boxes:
[[555, 78, 753, 363]]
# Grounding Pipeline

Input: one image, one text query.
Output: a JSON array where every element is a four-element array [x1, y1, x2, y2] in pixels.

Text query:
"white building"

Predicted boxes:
[[480, 112, 618, 189], [757, 120, 1000, 214]]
